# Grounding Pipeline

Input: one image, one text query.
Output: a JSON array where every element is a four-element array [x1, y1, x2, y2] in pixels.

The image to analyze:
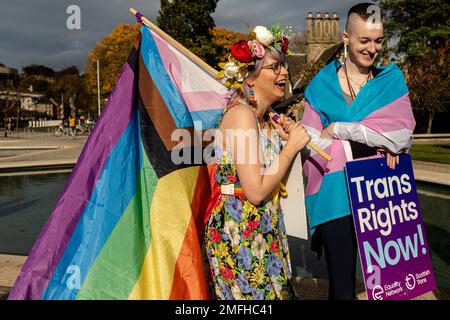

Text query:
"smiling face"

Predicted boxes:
[[344, 13, 384, 69], [251, 56, 288, 106]]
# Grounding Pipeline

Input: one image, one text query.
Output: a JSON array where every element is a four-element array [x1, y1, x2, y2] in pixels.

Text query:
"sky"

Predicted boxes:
[[0, 0, 379, 73]]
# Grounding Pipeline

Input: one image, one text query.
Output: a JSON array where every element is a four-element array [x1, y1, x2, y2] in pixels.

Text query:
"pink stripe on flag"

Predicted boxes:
[[326, 140, 349, 174], [302, 102, 324, 130], [151, 30, 230, 114], [303, 160, 325, 196], [303, 139, 348, 195], [151, 30, 183, 91], [359, 93, 416, 132], [183, 91, 228, 111]]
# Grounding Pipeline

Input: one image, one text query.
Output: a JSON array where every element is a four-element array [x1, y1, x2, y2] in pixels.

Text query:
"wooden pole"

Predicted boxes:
[[129, 8, 218, 77], [306, 141, 333, 161], [129, 8, 332, 162], [96, 59, 101, 117]]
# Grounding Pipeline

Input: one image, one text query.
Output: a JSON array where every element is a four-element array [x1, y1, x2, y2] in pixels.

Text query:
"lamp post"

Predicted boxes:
[[96, 59, 101, 118]]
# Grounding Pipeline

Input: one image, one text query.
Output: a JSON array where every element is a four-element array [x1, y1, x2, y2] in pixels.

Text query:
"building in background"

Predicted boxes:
[[0, 63, 19, 87], [306, 12, 341, 63], [286, 12, 342, 101], [0, 63, 55, 120]]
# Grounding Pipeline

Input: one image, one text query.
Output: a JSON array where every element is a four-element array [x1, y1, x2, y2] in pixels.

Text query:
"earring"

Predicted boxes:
[[344, 44, 348, 60], [248, 82, 255, 102]]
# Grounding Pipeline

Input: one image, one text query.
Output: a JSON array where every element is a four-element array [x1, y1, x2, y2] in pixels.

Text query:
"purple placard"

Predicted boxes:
[[345, 154, 436, 300]]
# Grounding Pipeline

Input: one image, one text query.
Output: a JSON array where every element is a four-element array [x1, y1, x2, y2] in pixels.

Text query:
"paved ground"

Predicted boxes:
[[413, 137, 450, 145], [0, 253, 442, 300], [413, 161, 450, 187], [0, 132, 87, 173]]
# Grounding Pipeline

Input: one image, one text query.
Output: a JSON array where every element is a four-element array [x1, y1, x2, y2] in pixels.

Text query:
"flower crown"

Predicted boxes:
[[216, 23, 293, 90]]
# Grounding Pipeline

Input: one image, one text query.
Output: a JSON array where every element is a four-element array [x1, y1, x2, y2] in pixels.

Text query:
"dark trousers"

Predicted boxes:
[[317, 215, 358, 300]]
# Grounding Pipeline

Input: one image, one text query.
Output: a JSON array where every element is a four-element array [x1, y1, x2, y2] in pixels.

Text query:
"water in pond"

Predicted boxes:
[[0, 173, 449, 292], [0, 173, 69, 255]]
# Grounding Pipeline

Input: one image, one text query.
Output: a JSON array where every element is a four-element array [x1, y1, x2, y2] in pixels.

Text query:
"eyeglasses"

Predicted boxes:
[[261, 62, 287, 75]]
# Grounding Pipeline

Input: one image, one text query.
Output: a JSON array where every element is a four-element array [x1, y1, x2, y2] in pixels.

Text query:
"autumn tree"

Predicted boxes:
[[380, 0, 449, 133], [212, 28, 250, 63], [22, 64, 55, 78], [51, 66, 91, 118], [402, 51, 449, 133], [0, 81, 20, 129], [157, 0, 221, 67], [85, 24, 140, 115]]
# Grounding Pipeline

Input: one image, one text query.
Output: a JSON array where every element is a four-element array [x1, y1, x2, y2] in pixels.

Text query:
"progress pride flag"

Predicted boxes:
[[345, 155, 436, 300]]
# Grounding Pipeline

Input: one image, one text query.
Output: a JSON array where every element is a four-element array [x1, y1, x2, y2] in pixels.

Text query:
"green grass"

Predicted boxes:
[[410, 143, 450, 165]]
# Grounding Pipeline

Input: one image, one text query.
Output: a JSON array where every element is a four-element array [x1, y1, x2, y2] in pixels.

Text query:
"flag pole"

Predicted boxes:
[[307, 142, 333, 161], [129, 8, 218, 77], [129, 8, 332, 162]]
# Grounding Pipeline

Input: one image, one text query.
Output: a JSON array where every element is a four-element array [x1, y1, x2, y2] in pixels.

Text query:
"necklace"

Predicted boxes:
[[348, 76, 370, 88], [343, 61, 373, 100]]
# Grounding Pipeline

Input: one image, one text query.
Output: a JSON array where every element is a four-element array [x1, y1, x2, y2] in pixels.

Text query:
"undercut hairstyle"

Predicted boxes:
[[345, 2, 383, 32]]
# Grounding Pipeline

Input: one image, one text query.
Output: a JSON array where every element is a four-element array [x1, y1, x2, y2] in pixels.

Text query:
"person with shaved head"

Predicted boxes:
[[293, 3, 416, 299]]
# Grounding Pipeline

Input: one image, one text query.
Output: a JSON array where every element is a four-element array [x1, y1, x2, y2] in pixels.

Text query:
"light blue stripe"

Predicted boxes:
[[304, 61, 342, 126], [305, 60, 409, 125], [305, 170, 351, 233], [140, 25, 193, 128], [41, 113, 142, 300], [190, 109, 223, 130], [348, 65, 408, 121]]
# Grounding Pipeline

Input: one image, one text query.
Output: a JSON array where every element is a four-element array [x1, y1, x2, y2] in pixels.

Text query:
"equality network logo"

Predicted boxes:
[[366, 265, 384, 300]]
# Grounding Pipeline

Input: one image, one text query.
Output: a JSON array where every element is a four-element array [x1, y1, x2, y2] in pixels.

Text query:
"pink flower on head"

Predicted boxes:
[[248, 41, 265, 59]]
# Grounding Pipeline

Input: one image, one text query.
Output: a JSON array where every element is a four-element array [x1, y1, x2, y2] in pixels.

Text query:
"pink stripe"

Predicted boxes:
[[151, 30, 228, 113], [326, 140, 349, 174], [303, 139, 348, 195], [151, 30, 183, 90], [359, 94, 416, 132], [303, 144, 331, 195], [183, 91, 229, 111], [303, 160, 324, 196], [302, 102, 323, 130]]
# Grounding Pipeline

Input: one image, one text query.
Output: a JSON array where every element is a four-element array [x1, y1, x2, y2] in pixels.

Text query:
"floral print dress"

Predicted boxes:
[[204, 104, 295, 300]]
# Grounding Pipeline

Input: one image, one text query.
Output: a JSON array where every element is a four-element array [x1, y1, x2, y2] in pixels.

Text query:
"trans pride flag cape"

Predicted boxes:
[[302, 60, 416, 234], [9, 23, 230, 300]]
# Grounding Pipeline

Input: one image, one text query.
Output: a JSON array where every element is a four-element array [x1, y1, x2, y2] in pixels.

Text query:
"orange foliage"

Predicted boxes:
[[85, 24, 140, 97], [85, 25, 249, 97], [212, 27, 250, 63]]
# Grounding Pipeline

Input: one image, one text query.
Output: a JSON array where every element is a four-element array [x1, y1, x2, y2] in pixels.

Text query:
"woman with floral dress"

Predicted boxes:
[[204, 24, 311, 300]]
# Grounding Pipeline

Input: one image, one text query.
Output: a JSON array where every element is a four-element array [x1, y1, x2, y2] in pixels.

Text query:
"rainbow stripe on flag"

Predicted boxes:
[[9, 22, 231, 300]]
